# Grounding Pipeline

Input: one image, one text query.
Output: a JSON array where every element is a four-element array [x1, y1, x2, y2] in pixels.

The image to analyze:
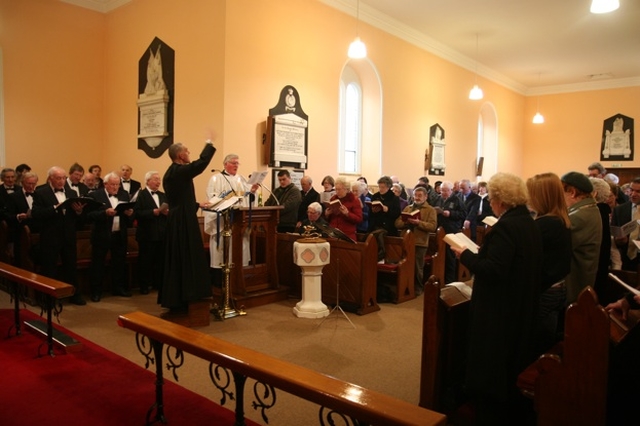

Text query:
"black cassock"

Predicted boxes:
[[159, 143, 215, 309]]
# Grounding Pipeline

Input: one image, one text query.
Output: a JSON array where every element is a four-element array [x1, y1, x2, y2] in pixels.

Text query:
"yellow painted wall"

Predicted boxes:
[[0, 0, 105, 178], [1, 0, 638, 193], [523, 87, 640, 178]]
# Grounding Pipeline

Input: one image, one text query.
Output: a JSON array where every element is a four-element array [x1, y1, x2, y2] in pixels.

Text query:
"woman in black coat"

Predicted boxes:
[[450, 172, 543, 425]]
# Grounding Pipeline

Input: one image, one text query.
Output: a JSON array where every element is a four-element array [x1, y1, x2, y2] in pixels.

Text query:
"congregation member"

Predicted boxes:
[[264, 169, 301, 233], [65, 163, 89, 197], [369, 176, 401, 261], [459, 179, 481, 241], [394, 185, 437, 295], [450, 172, 542, 425], [561, 171, 602, 305], [82, 172, 99, 192], [590, 177, 614, 305], [0, 167, 19, 205], [392, 183, 409, 211], [526, 172, 572, 352], [612, 177, 640, 271], [587, 161, 606, 178], [120, 164, 141, 199], [297, 175, 320, 228], [357, 176, 373, 199], [204, 154, 258, 286], [134, 171, 168, 295], [87, 172, 134, 301], [324, 177, 362, 241], [352, 181, 370, 234], [31, 166, 88, 305], [432, 180, 467, 283], [15, 163, 31, 186], [320, 175, 336, 205], [160, 140, 215, 314], [89, 164, 104, 188], [296, 202, 328, 234], [476, 181, 494, 223], [5, 171, 40, 266], [416, 176, 438, 206], [606, 181, 623, 270]]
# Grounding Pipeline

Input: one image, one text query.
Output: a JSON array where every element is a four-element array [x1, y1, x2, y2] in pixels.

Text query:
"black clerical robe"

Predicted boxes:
[[160, 143, 215, 309]]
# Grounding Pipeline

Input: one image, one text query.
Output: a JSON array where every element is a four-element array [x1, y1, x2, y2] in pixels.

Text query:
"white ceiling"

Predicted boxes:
[[64, 0, 640, 95]]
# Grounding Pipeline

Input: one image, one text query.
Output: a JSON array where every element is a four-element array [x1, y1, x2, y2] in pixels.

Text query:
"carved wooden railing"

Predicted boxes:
[[118, 310, 447, 426]]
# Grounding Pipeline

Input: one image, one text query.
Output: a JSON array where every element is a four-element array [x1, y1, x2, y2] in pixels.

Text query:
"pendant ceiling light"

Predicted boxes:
[[532, 73, 544, 124], [590, 0, 620, 14], [348, 0, 367, 59], [469, 34, 483, 100]]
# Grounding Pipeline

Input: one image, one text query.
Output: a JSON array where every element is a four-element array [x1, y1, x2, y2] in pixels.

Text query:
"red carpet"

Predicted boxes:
[[0, 309, 260, 426]]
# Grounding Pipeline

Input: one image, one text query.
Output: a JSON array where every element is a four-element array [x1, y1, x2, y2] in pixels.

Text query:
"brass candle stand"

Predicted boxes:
[[212, 209, 246, 320]]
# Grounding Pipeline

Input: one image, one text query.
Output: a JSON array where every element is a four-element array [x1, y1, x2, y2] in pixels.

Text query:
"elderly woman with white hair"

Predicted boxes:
[[590, 177, 614, 305], [450, 172, 543, 424]]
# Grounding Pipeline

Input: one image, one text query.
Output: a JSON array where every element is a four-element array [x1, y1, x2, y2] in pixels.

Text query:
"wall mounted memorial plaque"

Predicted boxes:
[[600, 113, 634, 161], [265, 85, 309, 169], [137, 37, 174, 158], [427, 123, 446, 176]]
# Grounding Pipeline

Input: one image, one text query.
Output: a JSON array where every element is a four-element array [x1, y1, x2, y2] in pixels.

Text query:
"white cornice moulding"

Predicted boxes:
[[320, 0, 638, 96], [61, 0, 131, 13]]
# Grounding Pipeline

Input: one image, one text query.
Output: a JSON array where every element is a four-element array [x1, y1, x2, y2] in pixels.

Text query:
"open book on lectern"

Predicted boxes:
[[204, 196, 243, 213]]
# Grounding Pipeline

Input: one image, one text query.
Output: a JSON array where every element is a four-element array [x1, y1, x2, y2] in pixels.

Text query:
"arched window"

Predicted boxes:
[[339, 66, 363, 174], [476, 102, 498, 180]]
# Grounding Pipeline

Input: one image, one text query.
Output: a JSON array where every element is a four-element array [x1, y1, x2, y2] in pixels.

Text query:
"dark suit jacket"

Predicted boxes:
[[297, 187, 321, 222], [134, 188, 168, 242], [612, 200, 634, 269], [0, 185, 21, 207], [460, 204, 542, 402], [5, 189, 40, 235], [121, 179, 141, 199], [31, 185, 86, 284], [87, 188, 133, 247], [64, 181, 89, 197]]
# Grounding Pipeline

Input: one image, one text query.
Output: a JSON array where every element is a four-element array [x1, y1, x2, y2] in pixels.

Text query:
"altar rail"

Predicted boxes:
[[118, 310, 447, 426]]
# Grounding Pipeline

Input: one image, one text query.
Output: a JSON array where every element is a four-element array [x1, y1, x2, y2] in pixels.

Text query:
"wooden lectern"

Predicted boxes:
[[224, 206, 287, 308]]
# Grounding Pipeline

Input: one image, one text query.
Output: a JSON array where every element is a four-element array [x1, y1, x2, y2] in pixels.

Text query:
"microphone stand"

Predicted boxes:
[[259, 184, 280, 205]]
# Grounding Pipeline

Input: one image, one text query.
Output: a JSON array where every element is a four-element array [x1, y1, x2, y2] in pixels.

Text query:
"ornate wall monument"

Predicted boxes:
[[137, 37, 174, 158]]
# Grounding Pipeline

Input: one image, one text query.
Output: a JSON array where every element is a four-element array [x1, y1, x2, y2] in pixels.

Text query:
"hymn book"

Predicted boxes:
[[56, 196, 102, 213], [401, 209, 420, 221], [610, 219, 638, 238], [443, 232, 479, 254], [482, 216, 498, 226], [608, 272, 640, 296], [329, 198, 342, 207]]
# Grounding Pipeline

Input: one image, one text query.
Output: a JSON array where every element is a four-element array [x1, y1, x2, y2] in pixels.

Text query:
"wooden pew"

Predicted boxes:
[[118, 310, 447, 426], [419, 275, 471, 414], [376, 229, 416, 303], [277, 233, 380, 315], [0, 261, 75, 356], [517, 287, 609, 425], [19, 225, 139, 295], [430, 227, 473, 286]]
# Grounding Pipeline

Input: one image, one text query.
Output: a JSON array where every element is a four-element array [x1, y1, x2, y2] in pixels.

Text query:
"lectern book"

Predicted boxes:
[[444, 232, 479, 254]]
